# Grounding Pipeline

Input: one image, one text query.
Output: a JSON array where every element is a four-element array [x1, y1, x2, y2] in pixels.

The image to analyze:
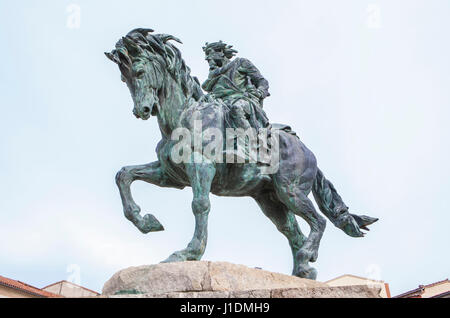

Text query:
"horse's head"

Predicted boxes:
[[105, 28, 184, 120]]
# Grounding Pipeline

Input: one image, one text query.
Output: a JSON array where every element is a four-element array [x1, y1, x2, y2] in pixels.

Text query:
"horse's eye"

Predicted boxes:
[[135, 70, 145, 78]]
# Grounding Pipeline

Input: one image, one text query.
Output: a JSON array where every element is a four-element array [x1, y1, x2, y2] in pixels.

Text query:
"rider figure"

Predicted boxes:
[[201, 41, 270, 131]]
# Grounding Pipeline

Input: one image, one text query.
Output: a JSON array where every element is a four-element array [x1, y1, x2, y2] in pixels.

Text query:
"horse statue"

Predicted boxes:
[[105, 28, 378, 279]]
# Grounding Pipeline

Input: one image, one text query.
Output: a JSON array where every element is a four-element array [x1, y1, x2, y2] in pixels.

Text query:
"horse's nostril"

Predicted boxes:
[[143, 107, 150, 114]]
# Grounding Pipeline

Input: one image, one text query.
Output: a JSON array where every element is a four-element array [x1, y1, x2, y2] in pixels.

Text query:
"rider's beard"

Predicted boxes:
[[209, 59, 224, 71], [209, 62, 217, 71]]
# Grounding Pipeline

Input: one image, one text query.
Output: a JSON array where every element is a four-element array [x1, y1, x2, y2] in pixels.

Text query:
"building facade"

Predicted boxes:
[[42, 280, 99, 297], [326, 274, 391, 298]]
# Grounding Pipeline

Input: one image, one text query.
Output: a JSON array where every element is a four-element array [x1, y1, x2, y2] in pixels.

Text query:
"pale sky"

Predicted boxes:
[[0, 0, 449, 296]]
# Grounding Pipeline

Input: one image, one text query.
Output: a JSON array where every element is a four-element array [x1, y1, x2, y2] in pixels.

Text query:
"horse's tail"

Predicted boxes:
[[312, 168, 378, 237]]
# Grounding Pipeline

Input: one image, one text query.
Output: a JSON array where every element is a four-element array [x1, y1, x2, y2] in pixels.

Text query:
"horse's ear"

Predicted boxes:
[[105, 51, 120, 64], [105, 52, 114, 62]]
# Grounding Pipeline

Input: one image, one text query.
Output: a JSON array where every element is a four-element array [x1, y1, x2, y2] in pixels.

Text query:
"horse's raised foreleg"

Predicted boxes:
[[275, 181, 326, 280], [162, 155, 216, 263], [254, 193, 306, 275], [115, 161, 183, 233]]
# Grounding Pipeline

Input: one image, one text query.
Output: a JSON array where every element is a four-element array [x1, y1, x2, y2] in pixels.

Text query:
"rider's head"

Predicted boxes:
[[203, 41, 237, 70]]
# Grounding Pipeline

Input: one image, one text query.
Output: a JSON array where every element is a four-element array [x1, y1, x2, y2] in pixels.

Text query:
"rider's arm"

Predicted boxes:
[[238, 58, 270, 98]]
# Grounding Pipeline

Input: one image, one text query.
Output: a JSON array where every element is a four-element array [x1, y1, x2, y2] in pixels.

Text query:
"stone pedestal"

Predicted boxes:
[[102, 261, 381, 298]]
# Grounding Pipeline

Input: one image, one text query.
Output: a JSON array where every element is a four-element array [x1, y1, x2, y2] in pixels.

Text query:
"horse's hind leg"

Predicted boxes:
[[254, 193, 306, 275], [274, 180, 326, 280]]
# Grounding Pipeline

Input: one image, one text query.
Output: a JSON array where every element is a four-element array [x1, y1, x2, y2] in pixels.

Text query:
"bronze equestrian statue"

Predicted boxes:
[[105, 28, 377, 280]]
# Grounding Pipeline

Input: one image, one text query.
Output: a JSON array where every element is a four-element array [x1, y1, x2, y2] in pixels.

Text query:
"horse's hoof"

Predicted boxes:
[[161, 251, 187, 263], [138, 214, 164, 234], [350, 214, 378, 231], [293, 264, 317, 280]]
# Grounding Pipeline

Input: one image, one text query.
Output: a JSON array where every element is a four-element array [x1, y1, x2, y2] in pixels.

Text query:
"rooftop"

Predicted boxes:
[[393, 278, 449, 298], [325, 274, 386, 284], [42, 280, 99, 296], [0, 275, 61, 298]]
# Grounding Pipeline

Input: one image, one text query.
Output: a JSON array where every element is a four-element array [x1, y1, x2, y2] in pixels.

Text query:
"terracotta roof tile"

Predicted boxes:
[[0, 275, 61, 298]]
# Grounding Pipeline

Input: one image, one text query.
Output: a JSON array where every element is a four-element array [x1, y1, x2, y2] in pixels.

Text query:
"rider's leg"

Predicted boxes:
[[229, 101, 258, 162], [230, 101, 252, 130]]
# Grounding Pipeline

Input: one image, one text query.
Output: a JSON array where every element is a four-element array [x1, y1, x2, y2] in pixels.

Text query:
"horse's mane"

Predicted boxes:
[[106, 28, 203, 101]]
